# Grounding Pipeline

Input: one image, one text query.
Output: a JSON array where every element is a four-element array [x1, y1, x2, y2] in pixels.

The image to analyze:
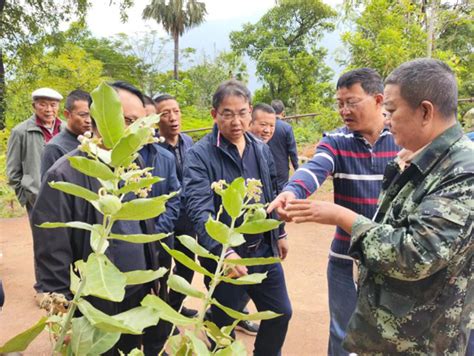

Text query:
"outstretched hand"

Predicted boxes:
[[267, 191, 297, 222]]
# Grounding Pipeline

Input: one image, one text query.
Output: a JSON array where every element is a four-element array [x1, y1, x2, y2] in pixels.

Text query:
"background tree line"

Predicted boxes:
[[0, 0, 472, 215]]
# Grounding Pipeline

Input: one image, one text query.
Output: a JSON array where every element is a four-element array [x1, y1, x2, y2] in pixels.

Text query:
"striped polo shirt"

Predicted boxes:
[[284, 126, 400, 261]]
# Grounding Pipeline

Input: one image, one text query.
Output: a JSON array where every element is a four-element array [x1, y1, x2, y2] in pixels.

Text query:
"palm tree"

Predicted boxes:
[[143, 0, 207, 80]]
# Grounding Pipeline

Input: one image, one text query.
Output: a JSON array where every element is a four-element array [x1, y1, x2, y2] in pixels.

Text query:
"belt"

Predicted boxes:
[[328, 249, 354, 261]]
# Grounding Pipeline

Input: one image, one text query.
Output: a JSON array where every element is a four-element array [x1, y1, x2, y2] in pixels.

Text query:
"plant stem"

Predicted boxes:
[[53, 277, 86, 354]]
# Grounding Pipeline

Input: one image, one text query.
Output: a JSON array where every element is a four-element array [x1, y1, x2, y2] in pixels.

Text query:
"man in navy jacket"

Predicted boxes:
[[183, 79, 292, 355], [268, 100, 299, 191]]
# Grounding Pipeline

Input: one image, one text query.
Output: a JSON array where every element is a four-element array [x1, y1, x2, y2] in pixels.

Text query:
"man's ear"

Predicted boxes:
[[374, 93, 384, 106], [211, 108, 217, 123], [420, 100, 434, 125], [63, 110, 71, 120]]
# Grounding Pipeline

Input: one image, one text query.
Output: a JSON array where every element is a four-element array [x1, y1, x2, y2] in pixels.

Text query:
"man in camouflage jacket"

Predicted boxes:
[[275, 58, 473, 354]]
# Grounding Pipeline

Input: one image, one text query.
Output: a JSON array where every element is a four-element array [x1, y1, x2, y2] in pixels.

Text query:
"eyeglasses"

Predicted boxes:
[[217, 110, 250, 121], [335, 96, 372, 111]]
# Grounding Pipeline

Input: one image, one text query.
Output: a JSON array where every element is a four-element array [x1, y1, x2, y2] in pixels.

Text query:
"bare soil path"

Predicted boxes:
[[0, 191, 335, 355]]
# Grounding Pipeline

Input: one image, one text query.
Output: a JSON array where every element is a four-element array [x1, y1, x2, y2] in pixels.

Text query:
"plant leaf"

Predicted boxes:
[[167, 274, 206, 299], [83, 254, 126, 302], [38, 221, 95, 231], [185, 330, 211, 356], [221, 187, 242, 218], [90, 82, 125, 149], [141, 295, 197, 326], [109, 232, 170, 244], [0, 317, 47, 353], [223, 256, 280, 266], [49, 181, 99, 202], [228, 231, 245, 247], [68, 156, 116, 180], [113, 306, 160, 332], [205, 216, 230, 244], [113, 194, 177, 221], [202, 321, 233, 347], [175, 234, 218, 261], [116, 177, 162, 195], [71, 317, 93, 354], [124, 268, 167, 285], [110, 127, 150, 167], [235, 219, 281, 234], [214, 340, 247, 356], [77, 299, 141, 334], [90, 225, 108, 254], [161, 243, 214, 278], [230, 177, 246, 199], [211, 298, 281, 321], [220, 272, 268, 285]]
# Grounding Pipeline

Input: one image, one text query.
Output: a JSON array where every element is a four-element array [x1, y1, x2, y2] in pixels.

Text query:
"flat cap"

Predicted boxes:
[[32, 88, 63, 101]]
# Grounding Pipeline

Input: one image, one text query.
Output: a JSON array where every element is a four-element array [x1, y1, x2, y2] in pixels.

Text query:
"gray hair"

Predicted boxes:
[[385, 58, 457, 119], [212, 79, 251, 109]]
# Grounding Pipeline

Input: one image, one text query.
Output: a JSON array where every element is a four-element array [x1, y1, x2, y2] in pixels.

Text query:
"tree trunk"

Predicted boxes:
[[173, 33, 179, 80], [0, 0, 6, 130], [426, 0, 439, 58]]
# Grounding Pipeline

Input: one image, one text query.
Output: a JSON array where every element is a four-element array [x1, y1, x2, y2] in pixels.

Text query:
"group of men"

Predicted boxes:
[[5, 57, 473, 355]]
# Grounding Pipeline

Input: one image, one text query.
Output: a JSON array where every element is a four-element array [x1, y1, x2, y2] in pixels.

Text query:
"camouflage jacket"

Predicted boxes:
[[345, 124, 473, 355]]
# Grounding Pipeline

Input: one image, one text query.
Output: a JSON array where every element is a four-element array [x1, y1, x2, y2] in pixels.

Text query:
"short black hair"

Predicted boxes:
[[385, 58, 457, 119], [252, 103, 276, 122], [270, 100, 285, 115], [144, 95, 154, 106], [109, 80, 145, 107], [337, 68, 384, 95], [65, 89, 91, 111], [153, 94, 176, 106], [212, 79, 251, 109]]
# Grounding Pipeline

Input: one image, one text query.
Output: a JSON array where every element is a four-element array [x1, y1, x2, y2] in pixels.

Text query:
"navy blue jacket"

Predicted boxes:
[[183, 125, 281, 257], [267, 118, 299, 191], [41, 128, 80, 179], [158, 133, 194, 233], [139, 143, 181, 236]]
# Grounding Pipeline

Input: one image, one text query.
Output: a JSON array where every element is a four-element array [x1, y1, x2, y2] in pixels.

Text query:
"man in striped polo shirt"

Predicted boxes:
[[269, 68, 400, 355]]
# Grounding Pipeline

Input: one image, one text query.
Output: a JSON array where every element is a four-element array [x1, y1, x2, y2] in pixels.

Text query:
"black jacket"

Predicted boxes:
[[182, 125, 280, 257]]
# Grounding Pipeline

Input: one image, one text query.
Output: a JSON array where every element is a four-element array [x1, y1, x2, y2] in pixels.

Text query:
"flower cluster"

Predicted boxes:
[[246, 178, 263, 202]]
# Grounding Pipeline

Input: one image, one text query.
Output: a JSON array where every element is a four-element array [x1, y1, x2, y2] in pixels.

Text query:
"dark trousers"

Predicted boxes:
[[201, 243, 292, 356], [26, 202, 42, 293], [168, 227, 196, 310]]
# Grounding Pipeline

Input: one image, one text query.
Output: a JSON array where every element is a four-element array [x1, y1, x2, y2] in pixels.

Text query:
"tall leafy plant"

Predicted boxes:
[[0, 82, 282, 355]]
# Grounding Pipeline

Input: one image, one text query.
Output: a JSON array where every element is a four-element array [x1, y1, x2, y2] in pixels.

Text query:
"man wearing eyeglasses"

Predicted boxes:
[[41, 89, 92, 178], [269, 68, 400, 356], [183, 79, 292, 355]]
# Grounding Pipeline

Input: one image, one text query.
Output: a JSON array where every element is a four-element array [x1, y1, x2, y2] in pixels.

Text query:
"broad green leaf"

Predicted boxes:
[[175, 234, 218, 261], [77, 299, 141, 334], [214, 340, 247, 356], [110, 127, 150, 167], [141, 295, 197, 326], [124, 268, 167, 285], [49, 181, 99, 202], [38, 221, 95, 232], [167, 274, 206, 299], [222, 187, 243, 218], [235, 219, 281, 234], [88, 323, 120, 355], [220, 272, 268, 285], [114, 306, 160, 331], [116, 177, 162, 195], [228, 231, 245, 247], [126, 114, 160, 134], [88, 141, 112, 165], [84, 254, 126, 302], [203, 321, 233, 347], [223, 256, 280, 266], [167, 334, 187, 355], [230, 177, 246, 199], [185, 330, 210, 356], [70, 265, 81, 295], [71, 317, 93, 354], [113, 194, 177, 221], [123, 348, 144, 356], [90, 225, 108, 254], [161, 243, 214, 278], [109, 232, 170, 244], [90, 82, 125, 149], [211, 298, 281, 321], [0, 317, 47, 352], [205, 216, 230, 244], [69, 156, 116, 180]]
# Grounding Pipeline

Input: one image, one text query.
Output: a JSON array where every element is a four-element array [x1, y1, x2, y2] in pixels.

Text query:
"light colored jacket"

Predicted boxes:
[[6, 115, 64, 206]]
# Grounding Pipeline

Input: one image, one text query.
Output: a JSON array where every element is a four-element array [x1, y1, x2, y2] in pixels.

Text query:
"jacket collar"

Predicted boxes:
[[212, 124, 257, 149], [410, 123, 464, 175]]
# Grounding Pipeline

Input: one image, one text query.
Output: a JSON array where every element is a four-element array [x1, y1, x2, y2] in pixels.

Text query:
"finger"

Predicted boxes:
[[287, 210, 314, 218], [293, 216, 312, 224], [267, 199, 280, 213]]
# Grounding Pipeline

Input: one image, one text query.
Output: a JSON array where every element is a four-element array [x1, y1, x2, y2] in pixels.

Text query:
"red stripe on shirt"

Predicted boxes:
[[294, 179, 312, 197], [334, 232, 351, 241], [319, 143, 398, 159], [334, 193, 379, 205]]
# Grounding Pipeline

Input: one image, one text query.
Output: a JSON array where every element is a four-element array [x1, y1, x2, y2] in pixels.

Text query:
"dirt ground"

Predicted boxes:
[[0, 190, 335, 355]]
